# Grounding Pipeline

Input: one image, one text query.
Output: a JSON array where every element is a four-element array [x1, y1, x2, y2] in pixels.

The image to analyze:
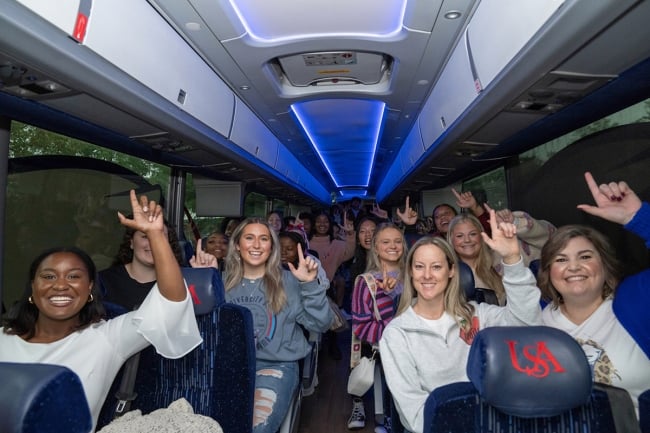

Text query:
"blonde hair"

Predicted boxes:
[[397, 236, 474, 330], [447, 214, 505, 301], [224, 218, 286, 313], [365, 223, 407, 278]]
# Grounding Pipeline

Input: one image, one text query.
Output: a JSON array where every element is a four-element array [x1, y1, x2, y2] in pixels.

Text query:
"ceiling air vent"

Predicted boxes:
[[507, 71, 616, 114], [276, 51, 391, 87], [131, 132, 193, 152]]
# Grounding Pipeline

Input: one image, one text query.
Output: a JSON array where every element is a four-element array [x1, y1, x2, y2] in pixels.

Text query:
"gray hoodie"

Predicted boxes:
[[379, 259, 541, 433], [226, 269, 332, 361]]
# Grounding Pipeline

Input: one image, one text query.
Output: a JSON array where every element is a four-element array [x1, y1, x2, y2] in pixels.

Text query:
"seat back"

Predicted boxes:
[[458, 261, 476, 301], [99, 268, 256, 433], [0, 362, 92, 433], [424, 326, 626, 433], [457, 261, 499, 305]]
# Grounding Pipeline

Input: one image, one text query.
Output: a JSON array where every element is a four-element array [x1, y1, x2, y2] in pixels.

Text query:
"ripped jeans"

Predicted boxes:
[[253, 359, 299, 433]]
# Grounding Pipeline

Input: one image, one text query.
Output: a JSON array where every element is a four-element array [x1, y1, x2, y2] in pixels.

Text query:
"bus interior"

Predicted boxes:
[[2, 0, 650, 432]]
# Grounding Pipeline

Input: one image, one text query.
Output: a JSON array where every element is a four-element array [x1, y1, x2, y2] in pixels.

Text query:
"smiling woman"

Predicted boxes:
[[222, 217, 332, 433], [379, 210, 541, 433], [539, 172, 650, 417], [0, 191, 203, 432]]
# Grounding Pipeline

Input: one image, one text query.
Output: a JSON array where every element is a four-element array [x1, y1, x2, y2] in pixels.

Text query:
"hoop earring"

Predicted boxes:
[[88, 293, 94, 303], [28, 296, 34, 304]]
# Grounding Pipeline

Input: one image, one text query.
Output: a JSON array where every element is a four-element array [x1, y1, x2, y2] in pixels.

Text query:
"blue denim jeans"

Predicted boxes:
[[253, 359, 299, 433]]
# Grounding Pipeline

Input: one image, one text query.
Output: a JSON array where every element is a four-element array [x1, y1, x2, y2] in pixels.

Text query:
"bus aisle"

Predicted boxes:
[[299, 328, 377, 433]]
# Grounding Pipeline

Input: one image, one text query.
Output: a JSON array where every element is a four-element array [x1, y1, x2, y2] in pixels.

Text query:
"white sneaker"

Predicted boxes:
[[374, 427, 387, 433], [347, 398, 366, 430]]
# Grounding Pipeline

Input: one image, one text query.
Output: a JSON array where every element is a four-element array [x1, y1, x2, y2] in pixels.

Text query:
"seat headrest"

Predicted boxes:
[[181, 267, 225, 315], [466, 326, 592, 418], [457, 261, 476, 301], [0, 362, 92, 433]]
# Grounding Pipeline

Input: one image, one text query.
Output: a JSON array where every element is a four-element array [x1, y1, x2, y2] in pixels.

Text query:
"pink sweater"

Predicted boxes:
[[309, 234, 356, 281]]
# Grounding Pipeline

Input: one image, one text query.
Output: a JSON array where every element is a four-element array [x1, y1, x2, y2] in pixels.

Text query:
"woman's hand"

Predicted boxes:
[[117, 190, 164, 234], [288, 243, 318, 282], [189, 238, 218, 269], [495, 208, 514, 224], [396, 196, 418, 225], [343, 213, 355, 235], [577, 171, 642, 225], [481, 205, 520, 264], [376, 263, 397, 293], [370, 202, 389, 220]]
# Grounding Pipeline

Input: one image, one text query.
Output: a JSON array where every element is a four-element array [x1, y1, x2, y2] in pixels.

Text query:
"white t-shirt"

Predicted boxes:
[[542, 299, 650, 416], [0, 285, 202, 432]]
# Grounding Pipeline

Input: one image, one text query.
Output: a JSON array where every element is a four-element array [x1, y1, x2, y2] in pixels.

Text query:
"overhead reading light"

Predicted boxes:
[[444, 10, 462, 19], [229, 0, 407, 42], [292, 99, 385, 188]]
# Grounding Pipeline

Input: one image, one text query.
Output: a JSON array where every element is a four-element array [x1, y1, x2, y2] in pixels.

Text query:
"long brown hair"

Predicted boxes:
[[223, 218, 286, 313]]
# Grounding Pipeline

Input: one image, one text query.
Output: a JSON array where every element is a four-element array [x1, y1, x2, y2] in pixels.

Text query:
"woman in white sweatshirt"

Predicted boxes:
[[379, 209, 542, 433]]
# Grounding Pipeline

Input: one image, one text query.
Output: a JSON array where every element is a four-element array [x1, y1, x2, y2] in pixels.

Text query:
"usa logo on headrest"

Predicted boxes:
[[506, 340, 566, 378]]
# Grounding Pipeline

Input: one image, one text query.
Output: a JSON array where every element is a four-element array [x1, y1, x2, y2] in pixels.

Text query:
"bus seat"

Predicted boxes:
[[278, 330, 321, 433], [0, 362, 92, 433], [640, 389, 650, 433], [301, 331, 320, 397], [458, 261, 476, 301], [423, 326, 626, 433], [99, 267, 256, 433], [457, 261, 499, 305], [178, 239, 195, 267], [529, 259, 541, 278]]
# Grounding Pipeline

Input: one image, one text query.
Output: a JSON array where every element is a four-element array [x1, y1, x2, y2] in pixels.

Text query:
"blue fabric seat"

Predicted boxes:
[[0, 362, 92, 433], [99, 267, 256, 433], [423, 326, 630, 433]]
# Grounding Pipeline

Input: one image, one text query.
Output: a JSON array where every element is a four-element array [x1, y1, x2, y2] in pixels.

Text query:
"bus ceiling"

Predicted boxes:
[[1, 0, 650, 207]]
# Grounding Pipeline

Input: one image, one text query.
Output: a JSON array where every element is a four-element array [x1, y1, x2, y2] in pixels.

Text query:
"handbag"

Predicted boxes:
[[328, 295, 349, 333], [347, 348, 377, 396], [347, 273, 381, 396]]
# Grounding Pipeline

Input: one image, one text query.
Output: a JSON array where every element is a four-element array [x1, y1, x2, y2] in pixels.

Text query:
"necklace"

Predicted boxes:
[[241, 277, 262, 297]]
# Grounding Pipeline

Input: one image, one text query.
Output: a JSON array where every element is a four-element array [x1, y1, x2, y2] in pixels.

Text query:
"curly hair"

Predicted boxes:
[[3, 246, 105, 339]]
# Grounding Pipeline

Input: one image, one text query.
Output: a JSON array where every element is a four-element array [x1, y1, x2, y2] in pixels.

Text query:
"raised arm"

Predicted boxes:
[[117, 190, 185, 302], [453, 188, 485, 218], [577, 171, 642, 225], [481, 205, 520, 264], [396, 196, 418, 226], [189, 238, 219, 269]]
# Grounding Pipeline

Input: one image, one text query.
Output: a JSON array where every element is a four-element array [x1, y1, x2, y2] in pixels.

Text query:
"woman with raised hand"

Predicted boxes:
[[0, 190, 202, 431], [223, 217, 332, 433], [347, 222, 407, 432], [540, 171, 650, 417], [379, 209, 541, 433]]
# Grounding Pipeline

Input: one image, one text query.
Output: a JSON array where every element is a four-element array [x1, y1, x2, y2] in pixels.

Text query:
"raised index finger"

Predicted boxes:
[[583, 171, 602, 200], [296, 242, 305, 263]]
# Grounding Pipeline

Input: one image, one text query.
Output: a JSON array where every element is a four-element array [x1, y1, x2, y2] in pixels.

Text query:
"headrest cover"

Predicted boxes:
[[466, 326, 592, 418], [0, 362, 92, 433], [181, 267, 224, 315], [457, 261, 475, 301]]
